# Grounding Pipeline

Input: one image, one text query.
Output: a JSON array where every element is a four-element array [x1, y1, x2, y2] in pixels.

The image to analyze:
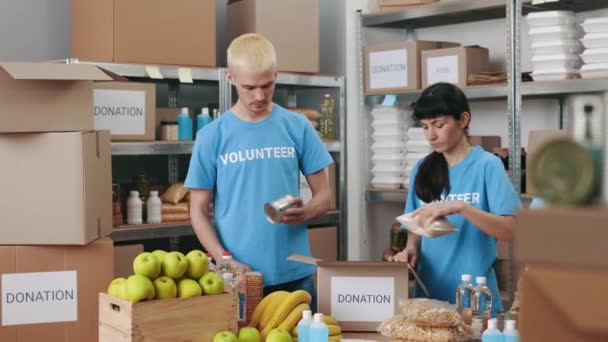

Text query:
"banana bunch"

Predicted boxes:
[[248, 290, 313, 340], [291, 315, 342, 342]]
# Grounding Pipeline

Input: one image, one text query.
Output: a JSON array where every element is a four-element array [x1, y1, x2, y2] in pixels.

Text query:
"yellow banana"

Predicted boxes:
[[323, 315, 338, 326], [261, 290, 312, 339], [328, 325, 342, 336], [258, 291, 289, 330], [277, 302, 310, 332], [248, 290, 278, 328]]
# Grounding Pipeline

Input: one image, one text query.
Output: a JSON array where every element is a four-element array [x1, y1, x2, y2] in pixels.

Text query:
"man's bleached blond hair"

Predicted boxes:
[[227, 33, 277, 73]]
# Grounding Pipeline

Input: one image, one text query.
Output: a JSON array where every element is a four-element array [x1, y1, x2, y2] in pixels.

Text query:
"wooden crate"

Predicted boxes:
[[99, 292, 238, 342]]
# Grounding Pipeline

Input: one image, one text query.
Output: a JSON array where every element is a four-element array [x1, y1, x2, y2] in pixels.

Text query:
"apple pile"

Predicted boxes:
[[107, 250, 225, 303]]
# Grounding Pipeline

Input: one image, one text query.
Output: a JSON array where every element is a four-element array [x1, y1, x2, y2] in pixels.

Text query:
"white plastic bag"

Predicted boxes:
[[396, 212, 458, 238]]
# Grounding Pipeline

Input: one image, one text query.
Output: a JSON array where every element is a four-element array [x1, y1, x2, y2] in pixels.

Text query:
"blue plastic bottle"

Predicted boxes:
[[196, 107, 212, 133], [503, 319, 519, 342], [297, 310, 313, 342], [177, 107, 192, 140], [482, 318, 504, 342], [310, 313, 328, 342]]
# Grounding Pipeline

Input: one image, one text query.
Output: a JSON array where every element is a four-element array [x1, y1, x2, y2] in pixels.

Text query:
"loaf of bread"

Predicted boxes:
[[161, 202, 189, 214]]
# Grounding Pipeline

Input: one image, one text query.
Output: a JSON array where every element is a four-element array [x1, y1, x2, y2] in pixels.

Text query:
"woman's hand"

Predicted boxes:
[[412, 200, 466, 228], [388, 246, 419, 269]]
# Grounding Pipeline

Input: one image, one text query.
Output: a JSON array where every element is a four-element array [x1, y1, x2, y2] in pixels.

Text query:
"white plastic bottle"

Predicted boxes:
[[473, 276, 493, 322], [503, 319, 519, 342], [455, 274, 474, 323], [482, 318, 504, 342], [297, 310, 313, 342], [146, 190, 162, 224], [127, 191, 143, 225], [309, 313, 328, 342]]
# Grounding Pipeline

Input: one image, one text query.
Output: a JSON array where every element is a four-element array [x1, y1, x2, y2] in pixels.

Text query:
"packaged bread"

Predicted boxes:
[[378, 315, 474, 342], [161, 202, 189, 214], [290, 107, 321, 120], [162, 212, 190, 222], [161, 183, 189, 204], [399, 299, 462, 328]]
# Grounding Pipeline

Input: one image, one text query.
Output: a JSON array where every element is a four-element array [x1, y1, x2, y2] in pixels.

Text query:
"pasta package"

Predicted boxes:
[[161, 183, 189, 204], [399, 299, 461, 327], [378, 315, 474, 342]]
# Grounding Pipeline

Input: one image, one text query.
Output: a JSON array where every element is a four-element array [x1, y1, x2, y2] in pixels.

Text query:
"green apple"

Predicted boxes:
[[199, 272, 225, 295], [162, 251, 188, 279], [152, 250, 168, 263], [213, 330, 238, 342], [177, 278, 202, 298], [153, 276, 177, 299], [266, 328, 293, 342], [238, 327, 262, 342], [126, 274, 155, 303], [185, 250, 209, 279], [107, 277, 128, 300], [133, 252, 161, 280]]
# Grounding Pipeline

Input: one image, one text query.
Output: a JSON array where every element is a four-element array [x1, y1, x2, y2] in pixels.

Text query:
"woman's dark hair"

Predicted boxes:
[[411, 82, 470, 203]]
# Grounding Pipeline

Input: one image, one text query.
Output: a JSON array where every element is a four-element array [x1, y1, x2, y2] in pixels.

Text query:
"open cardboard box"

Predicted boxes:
[[288, 254, 408, 332]]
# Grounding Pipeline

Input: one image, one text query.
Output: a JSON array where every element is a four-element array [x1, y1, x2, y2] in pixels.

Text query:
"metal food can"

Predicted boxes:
[[264, 194, 296, 224]]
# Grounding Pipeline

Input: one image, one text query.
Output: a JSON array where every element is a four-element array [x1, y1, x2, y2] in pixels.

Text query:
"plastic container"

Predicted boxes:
[[581, 32, 608, 49], [371, 107, 406, 121], [526, 10, 575, 27], [372, 163, 405, 173], [372, 170, 405, 180], [503, 319, 519, 342], [310, 313, 329, 342], [581, 63, 608, 78], [528, 25, 581, 42], [196, 107, 212, 133], [373, 160, 406, 172], [372, 175, 405, 189], [372, 141, 407, 154], [146, 190, 162, 224], [530, 39, 582, 55], [373, 135, 406, 145], [472, 276, 493, 321], [372, 153, 406, 162], [582, 17, 608, 33], [406, 152, 429, 166], [177, 107, 193, 141], [531, 67, 580, 81], [456, 274, 474, 324], [531, 53, 582, 70], [581, 48, 608, 64], [406, 140, 433, 153], [297, 310, 313, 342], [127, 191, 143, 225], [481, 318, 504, 342]]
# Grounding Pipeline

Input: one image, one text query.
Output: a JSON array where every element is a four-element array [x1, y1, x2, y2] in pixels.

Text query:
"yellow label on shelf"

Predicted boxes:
[[178, 68, 194, 83], [144, 66, 164, 79]]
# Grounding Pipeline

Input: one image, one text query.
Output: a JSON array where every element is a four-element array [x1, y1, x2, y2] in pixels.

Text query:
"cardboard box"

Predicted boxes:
[[518, 265, 608, 342], [227, 0, 319, 73], [364, 41, 459, 94], [421, 46, 490, 88], [288, 255, 408, 331], [0, 62, 111, 133], [469, 135, 501, 152], [99, 292, 237, 341], [0, 131, 112, 245], [93, 82, 156, 141], [308, 227, 338, 288], [72, 0, 216, 67], [0, 238, 114, 342], [114, 244, 144, 278], [526, 129, 570, 196]]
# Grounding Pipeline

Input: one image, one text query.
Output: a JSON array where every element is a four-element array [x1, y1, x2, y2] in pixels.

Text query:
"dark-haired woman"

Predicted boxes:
[[390, 83, 521, 316]]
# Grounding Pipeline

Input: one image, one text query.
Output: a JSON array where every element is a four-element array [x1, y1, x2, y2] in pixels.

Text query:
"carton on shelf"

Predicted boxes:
[[0, 62, 111, 133], [288, 254, 408, 331], [0, 131, 112, 245], [421, 46, 490, 88], [0, 238, 114, 342]]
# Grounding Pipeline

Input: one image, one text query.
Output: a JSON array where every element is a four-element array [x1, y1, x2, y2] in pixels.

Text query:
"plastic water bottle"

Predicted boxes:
[[126, 191, 142, 225], [503, 319, 519, 342], [310, 313, 328, 342], [455, 274, 474, 324], [473, 276, 493, 322], [177, 107, 192, 140], [196, 107, 212, 133], [146, 190, 162, 224], [297, 310, 313, 342], [482, 318, 504, 342]]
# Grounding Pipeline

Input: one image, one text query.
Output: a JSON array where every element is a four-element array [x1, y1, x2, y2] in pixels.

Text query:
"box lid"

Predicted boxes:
[[524, 266, 608, 335], [0, 62, 111, 81]]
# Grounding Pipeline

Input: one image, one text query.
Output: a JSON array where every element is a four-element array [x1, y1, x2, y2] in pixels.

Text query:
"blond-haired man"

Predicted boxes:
[[185, 34, 333, 310]]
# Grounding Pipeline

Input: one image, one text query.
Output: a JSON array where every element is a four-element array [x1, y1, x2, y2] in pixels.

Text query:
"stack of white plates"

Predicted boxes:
[[370, 105, 410, 189], [403, 127, 432, 187], [580, 17, 608, 78], [527, 11, 583, 81]]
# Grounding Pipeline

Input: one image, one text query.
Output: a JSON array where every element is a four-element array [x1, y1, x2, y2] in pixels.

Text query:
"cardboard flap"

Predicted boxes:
[[0, 62, 111, 81], [529, 267, 608, 334], [287, 254, 322, 265]]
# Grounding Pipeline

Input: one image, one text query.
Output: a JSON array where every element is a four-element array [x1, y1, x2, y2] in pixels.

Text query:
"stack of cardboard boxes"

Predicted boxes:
[[0, 62, 115, 342]]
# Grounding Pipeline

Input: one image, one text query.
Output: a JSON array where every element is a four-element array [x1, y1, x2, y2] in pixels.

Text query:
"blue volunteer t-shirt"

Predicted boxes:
[[404, 146, 521, 315], [185, 103, 333, 286]]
